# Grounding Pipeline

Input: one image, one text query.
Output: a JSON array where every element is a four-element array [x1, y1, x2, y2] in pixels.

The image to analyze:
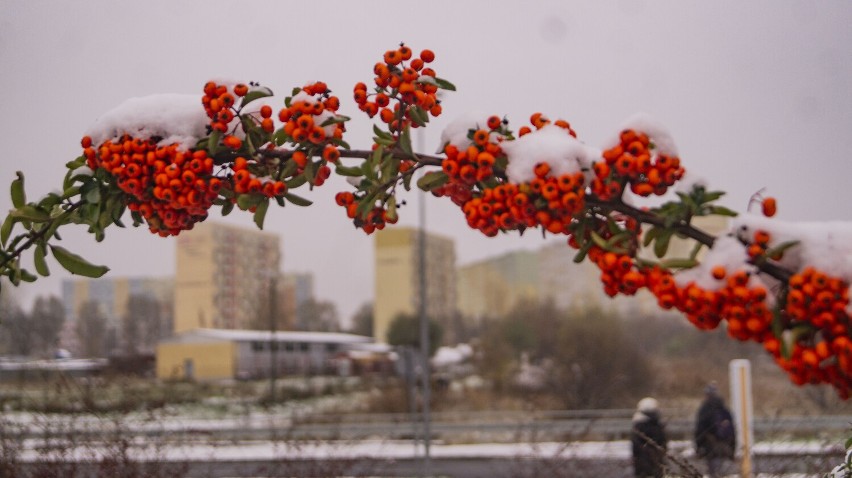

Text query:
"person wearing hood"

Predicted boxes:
[[631, 397, 668, 478], [695, 383, 736, 478]]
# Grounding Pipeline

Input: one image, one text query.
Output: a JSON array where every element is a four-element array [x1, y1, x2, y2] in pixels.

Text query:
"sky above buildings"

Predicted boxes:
[[1, 1, 852, 324]]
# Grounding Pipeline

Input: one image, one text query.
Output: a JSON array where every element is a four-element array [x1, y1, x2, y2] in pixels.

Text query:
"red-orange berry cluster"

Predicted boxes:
[[455, 162, 587, 237], [229, 155, 288, 198], [82, 134, 217, 237], [588, 248, 646, 298], [334, 191, 398, 235], [594, 129, 685, 200], [202, 81, 239, 133], [354, 44, 442, 131]]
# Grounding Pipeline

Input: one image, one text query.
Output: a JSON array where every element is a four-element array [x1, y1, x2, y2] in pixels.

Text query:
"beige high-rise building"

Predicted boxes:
[[374, 227, 457, 344], [174, 221, 281, 333], [457, 250, 540, 325]]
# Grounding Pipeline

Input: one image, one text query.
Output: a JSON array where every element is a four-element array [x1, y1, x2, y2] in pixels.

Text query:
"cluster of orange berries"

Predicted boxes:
[[454, 161, 587, 237], [436, 114, 586, 237], [334, 191, 399, 235], [82, 134, 218, 236], [582, 240, 852, 396], [593, 129, 685, 201], [354, 44, 442, 131], [229, 155, 287, 198], [588, 248, 647, 298]]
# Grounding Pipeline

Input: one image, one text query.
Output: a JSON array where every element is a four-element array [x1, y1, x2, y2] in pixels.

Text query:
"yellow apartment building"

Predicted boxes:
[[457, 249, 540, 325], [173, 221, 282, 333], [373, 227, 457, 344]]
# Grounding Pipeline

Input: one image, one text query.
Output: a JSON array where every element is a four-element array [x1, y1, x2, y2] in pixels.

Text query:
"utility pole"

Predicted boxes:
[[417, 128, 432, 476], [269, 275, 277, 403]]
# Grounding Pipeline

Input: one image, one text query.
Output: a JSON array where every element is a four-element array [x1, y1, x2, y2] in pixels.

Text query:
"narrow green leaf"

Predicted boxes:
[[11, 172, 25, 208], [285, 174, 307, 189], [320, 115, 350, 127], [700, 190, 726, 203], [433, 77, 457, 91], [236, 194, 263, 210], [253, 198, 270, 229], [398, 127, 414, 158], [642, 226, 661, 248], [50, 245, 109, 278], [34, 243, 50, 276], [660, 258, 699, 269], [373, 124, 394, 141], [386, 196, 398, 222], [374, 136, 397, 147], [416, 171, 449, 191], [10, 205, 50, 222], [221, 200, 234, 216], [335, 164, 364, 177], [705, 205, 738, 217], [0, 215, 14, 247], [654, 230, 673, 258], [240, 86, 274, 108], [590, 231, 609, 250], [207, 130, 222, 156], [284, 192, 313, 207], [764, 240, 800, 260], [409, 106, 429, 127]]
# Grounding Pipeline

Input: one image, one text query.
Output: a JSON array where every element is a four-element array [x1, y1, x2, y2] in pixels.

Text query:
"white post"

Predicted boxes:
[[729, 359, 754, 478]]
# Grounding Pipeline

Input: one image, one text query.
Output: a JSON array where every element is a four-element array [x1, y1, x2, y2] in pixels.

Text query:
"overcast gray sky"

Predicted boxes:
[[2, 1, 851, 323]]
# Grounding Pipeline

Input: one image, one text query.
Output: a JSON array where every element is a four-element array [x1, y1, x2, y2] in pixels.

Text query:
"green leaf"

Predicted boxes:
[[373, 124, 394, 141], [1, 215, 14, 246], [386, 196, 398, 222], [398, 127, 414, 158], [642, 226, 661, 248], [240, 86, 274, 108], [11, 172, 25, 208], [409, 106, 429, 127], [10, 205, 50, 222], [284, 192, 313, 207], [320, 115, 350, 127], [416, 171, 449, 191], [85, 186, 101, 204], [335, 164, 364, 177], [705, 205, 738, 217], [654, 230, 673, 258], [660, 258, 698, 269], [374, 136, 397, 147], [50, 245, 109, 278], [272, 129, 290, 147], [433, 77, 457, 91], [253, 198, 270, 229], [236, 194, 263, 211], [34, 243, 50, 276], [764, 240, 800, 260], [221, 200, 234, 217], [700, 190, 726, 203], [286, 174, 307, 189], [207, 129, 222, 156]]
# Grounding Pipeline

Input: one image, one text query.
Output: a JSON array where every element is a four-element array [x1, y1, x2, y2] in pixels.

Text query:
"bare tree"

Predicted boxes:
[[75, 300, 107, 358], [30, 295, 65, 357], [348, 302, 373, 337], [122, 295, 165, 355], [295, 298, 341, 332], [0, 289, 31, 356]]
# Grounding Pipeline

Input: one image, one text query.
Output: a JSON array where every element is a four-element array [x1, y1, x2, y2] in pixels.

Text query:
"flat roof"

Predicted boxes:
[[162, 328, 375, 345]]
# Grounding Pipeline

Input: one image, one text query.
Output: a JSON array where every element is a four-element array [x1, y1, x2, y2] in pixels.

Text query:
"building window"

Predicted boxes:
[[299, 343, 309, 352], [325, 343, 337, 352], [252, 341, 264, 352], [285, 343, 294, 352]]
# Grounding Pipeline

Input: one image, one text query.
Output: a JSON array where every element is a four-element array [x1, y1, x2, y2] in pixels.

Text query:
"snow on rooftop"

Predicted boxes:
[[166, 328, 373, 345], [85, 94, 209, 149]]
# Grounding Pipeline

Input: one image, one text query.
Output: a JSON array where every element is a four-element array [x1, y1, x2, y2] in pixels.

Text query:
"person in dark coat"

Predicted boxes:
[[631, 397, 667, 478], [694, 383, 736, 478]]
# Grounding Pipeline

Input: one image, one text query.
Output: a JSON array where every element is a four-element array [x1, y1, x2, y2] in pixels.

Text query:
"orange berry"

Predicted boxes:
[[762, 197, 777, 217]]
